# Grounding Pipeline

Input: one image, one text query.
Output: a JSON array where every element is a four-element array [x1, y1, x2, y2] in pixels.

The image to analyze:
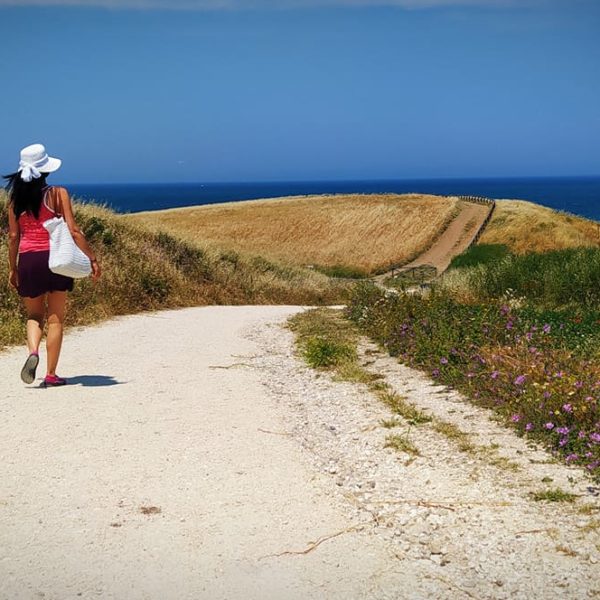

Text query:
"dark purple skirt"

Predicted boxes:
[[17, 251, 74, 298]]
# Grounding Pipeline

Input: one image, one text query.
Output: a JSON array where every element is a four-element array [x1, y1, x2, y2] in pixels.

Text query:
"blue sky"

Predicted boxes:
[[0, 0, 599, 183]]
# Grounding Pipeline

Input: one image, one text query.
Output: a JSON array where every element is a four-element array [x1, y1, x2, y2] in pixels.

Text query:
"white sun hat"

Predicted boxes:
[[18, 143, 62, 182]]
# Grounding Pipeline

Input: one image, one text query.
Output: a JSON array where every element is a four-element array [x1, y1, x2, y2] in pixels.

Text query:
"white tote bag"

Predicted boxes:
[[43, 217, 92, 279]]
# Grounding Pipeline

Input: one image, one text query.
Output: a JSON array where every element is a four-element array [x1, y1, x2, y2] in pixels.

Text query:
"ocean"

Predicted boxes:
[[67, 176, 600, 221]]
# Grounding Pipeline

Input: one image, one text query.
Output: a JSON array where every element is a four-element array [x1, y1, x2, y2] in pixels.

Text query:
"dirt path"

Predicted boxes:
[[0, 306, 433, 600], [1, 306, 598, 599], [374, 201, 492, 284]]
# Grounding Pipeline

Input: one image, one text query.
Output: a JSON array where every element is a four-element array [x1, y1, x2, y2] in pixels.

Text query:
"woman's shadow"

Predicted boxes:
[[62, 375, 123, 387]]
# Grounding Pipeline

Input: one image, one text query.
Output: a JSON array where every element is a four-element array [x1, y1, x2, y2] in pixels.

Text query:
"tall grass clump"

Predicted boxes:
[[446, 247, 600, 311], [346, 283, 600, 480], [448, 244, 511, 269], [0, 193, 349, 349]]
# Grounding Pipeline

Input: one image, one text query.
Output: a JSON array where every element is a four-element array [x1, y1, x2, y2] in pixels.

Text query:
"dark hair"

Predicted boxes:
[[3, 172, 49, 220]]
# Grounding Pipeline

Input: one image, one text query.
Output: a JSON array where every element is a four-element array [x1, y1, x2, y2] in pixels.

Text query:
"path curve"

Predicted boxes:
[[0, 306, 425, 600]]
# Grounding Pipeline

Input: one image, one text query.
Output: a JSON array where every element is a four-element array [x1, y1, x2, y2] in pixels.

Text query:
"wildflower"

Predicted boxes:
[[590, 433, 600, 444], [554, 371, 564, 378], [562, 403, 573, 413], [511, 414, 521, 423], [543, 391, 551, 399], [432, 368, 440, 377], [578, 431, 587, 439], [514, 375, 526, 386], [506, 321, 514, 330], [574, 381, 583, 389], [565, 454, 578, 463], [525, 423, 534, 432], [545, 422, 555, 430], [490, 371, 499, 380], [440, 357, 448, 365], [559, 437, 568, 447], [556, 427, 570, 435], [543, 324, 551, 334], [526, 332, 533, 341]]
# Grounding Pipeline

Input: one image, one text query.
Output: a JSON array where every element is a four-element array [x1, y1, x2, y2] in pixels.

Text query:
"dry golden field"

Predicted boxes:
[[125, 194, 460, 275], [481, 200, 600, 253]]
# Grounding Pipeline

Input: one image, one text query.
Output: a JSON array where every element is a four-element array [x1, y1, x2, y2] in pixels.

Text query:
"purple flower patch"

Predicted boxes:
[[545, 422, 555, 430], [514, 375, 526, 386]]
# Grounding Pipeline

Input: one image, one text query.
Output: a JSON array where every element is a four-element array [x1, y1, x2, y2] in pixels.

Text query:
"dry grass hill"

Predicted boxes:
[[125, 194, 460, 275], [481, 199, 599, 253]]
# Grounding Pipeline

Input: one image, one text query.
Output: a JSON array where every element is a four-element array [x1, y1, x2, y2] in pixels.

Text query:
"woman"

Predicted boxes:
[[5, 143, 101, 387]]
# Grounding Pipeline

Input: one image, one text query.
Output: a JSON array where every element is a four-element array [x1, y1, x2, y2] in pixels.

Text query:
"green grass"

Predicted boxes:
[[449, 244, 511, 269], [313, 264, 369, 279], [384, 433, 420, 456], [302, 337, 357, 368], [454, 246, 600, 310], [379, 391, 432, 425], [530, 488, 578, 503]]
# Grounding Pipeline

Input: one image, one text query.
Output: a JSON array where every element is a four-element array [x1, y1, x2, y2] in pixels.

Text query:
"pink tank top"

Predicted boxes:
[[18, 188, 58, 253]]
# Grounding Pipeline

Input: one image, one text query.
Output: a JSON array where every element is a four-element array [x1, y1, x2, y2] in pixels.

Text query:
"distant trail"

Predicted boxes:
[[374, 200, 493, 284]]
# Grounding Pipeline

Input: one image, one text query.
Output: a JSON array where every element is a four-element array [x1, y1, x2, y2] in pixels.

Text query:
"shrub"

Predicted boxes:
[[303, 336, 357, 368]]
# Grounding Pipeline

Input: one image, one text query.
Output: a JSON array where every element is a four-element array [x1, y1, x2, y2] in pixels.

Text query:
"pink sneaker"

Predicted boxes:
[[42, 374, 67, 388]]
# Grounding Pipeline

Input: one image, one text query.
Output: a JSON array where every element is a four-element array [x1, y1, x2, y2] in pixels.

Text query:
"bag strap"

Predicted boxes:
[[46, 187, 63, 218]]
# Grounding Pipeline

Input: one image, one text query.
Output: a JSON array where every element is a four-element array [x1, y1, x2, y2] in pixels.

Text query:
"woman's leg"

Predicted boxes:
[[23, 295, 45, 354], [46, 291, 67, 376]]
